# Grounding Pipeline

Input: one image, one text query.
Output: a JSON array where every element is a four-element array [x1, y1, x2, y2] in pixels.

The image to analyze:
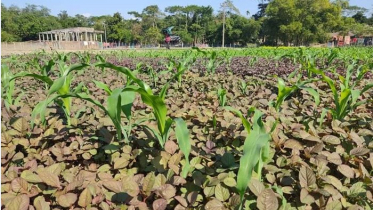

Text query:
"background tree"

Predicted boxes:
[[220, 0, 241, 47], [264, 0, 344, 46], [2, 1, 371, 45]]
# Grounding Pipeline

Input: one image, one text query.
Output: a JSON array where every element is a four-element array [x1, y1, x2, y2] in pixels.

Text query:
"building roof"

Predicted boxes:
[[39, 27, 104, 34]]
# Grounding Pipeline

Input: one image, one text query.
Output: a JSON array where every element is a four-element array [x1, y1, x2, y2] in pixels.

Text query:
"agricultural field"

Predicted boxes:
[[1, 47, 373, 210]]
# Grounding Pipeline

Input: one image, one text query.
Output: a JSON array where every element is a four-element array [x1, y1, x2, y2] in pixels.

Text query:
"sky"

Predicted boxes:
[[2, 0, 372, 19]]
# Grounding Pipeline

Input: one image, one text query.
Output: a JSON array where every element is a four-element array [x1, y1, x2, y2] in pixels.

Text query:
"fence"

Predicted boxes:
[[1, 41, 104, 55], [1, 41, 250, 55]]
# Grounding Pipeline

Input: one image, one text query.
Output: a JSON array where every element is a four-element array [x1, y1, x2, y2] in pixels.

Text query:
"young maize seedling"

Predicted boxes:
[[311, 62, 373, 121], [12, 61, 89, 127], [224, 107, 271, 208]]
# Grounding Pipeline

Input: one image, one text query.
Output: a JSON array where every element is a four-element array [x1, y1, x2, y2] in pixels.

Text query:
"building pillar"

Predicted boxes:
[[100, 34, 102, 42], [85, 31, 87, 41]]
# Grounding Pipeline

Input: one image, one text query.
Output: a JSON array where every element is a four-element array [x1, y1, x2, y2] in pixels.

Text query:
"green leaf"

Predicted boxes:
[[120, 91, 136, 120], [96, 62, 153, 94], [224, 177, 237, 187], [348, 182, 366, 197], [300, 87, 320, 106], [224, 106, 251, 133], [215, 183, 230, 202], [34, 196, 50, 210], [143, 172, 155, 196], [31, 94, 59, 128], [113, 157, 129, 169], [122, 87, 167, 137], [236, 109, 271, 203], [11, 73, 53, 86], [174, 118, 191, 178], [222, 153, 235, 168], [48, 76, 66, 95], [93, 80, 112, 95], [64, 63, 89, 76], [275, 78, 297, 111], [107, 88, 123, 141]]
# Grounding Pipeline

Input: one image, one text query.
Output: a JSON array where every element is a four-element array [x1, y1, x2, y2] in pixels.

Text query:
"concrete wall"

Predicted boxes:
[[1, 41, 103, 55]]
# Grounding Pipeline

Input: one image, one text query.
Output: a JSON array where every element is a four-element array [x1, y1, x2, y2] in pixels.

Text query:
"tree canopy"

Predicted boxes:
[[1, 1, 372, 46]]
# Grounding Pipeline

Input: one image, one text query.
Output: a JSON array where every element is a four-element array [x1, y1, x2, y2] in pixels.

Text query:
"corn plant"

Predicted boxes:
[[174, 118, 191, 178], [281, 47, 317, 78], [193, 47, 223, 75], [311, 63, 373, 121], [172, 50, 197, 87], [239, 79, 248, 96], [94, 62, 187, 146], [217, 87, 227, 106], [248, 56, 258, 67], [93, 80, 136, 142], [272, 77, 320, 113], [72, 62, 192, 177], [1, 65, 24, 110], [224, 107, 271, 207], [12, 61, 89, 127], [30, 82, 87, 129], [145, 65, 158, 88], [222, 50, 233, 72]]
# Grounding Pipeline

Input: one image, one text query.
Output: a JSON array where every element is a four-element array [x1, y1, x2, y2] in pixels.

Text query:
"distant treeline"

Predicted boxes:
[[2, 0, 373, 46]]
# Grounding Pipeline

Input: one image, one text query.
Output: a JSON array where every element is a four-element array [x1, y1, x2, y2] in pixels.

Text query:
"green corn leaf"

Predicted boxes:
[[275, 78, 297, 112], [60, 93, 106, 112], [10, 73, 53, 86], [360, 83, 373, 95], [174, 118, 191, 178], [142, 125, 163, 145], [351, 89, 361, 106], [338, 88, 351, 119], [159, 83, 170, 100], [299, 87, 320, 106], [122, 86, 167, 137], [223, 106, 251, 133], [107, 88, 123, 141], [236, 109, 271, 203], [120, 91, 136, 120], [64, 63, 90, 76], [13, 92, 25, 106], [48, 76, 66, 95], [93, 80, 112, 95], [41, 59, 55, 76], [319, 108, 330, 128], [162, 118, 174, 146], [31, 94, 59, 129], [72, 82, 86, 94], [95, 62, 153, 95]]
